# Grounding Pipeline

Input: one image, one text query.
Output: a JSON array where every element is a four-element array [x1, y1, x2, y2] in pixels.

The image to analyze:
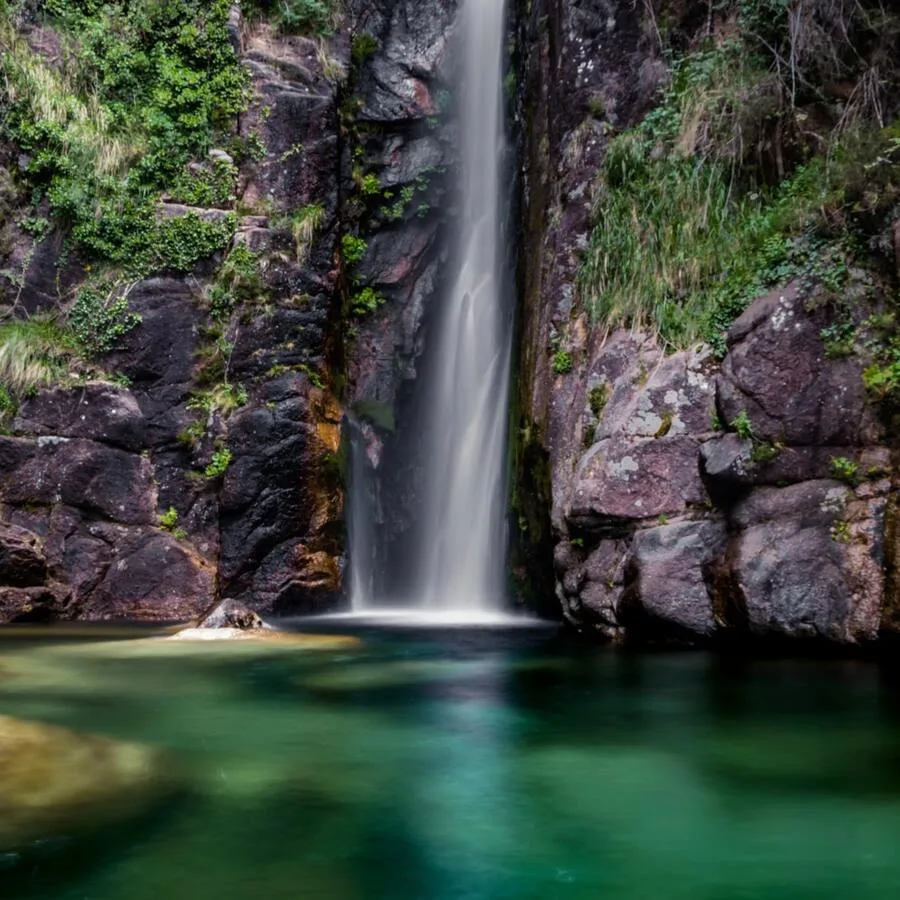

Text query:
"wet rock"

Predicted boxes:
[[15, 382, 146, 452], [0, 522, 47, 587], [195, 598, 266, 631], [0, 715, 171, 853], [0, 585, 71, 624]]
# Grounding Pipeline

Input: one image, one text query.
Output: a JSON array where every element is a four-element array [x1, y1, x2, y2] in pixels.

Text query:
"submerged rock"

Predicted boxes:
[[0, 715, 171, 853]]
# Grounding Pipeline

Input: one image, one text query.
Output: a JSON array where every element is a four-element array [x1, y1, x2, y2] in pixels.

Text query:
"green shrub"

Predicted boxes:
[[588, 384, 609, 418], [242, 0, 339, 35], [158, 506, 179, 530], [0, 0, 248, 274], [731, 410, 753, 440], [204, 447, 233, 479], [352, 287, 383, 316], [552, 351, 573, 375], [830, 456, 860, 486], [351, 33, 378, 65], [207, 244, 265, 319], [341, 234, 367, 267], [68, 283, 141, 356]]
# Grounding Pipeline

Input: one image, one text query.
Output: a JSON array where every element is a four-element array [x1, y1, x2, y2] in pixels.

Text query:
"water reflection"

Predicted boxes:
[[3, 628, 900, 899]]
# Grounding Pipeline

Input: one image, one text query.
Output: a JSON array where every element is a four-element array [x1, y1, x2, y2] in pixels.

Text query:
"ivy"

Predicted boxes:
[[68, 283, 142, 357]]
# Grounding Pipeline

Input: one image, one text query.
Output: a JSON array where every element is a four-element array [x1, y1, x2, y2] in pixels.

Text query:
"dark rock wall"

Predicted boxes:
[[513, 0, 900, 648], [0, 1, 456, 623]]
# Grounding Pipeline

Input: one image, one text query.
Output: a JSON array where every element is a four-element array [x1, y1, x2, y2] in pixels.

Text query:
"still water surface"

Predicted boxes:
[[2, 623, 900, 899]]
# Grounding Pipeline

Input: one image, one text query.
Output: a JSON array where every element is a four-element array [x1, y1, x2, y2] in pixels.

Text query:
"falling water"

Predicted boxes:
[[349, 0, 512, 615], [412, 0, 512, 611]]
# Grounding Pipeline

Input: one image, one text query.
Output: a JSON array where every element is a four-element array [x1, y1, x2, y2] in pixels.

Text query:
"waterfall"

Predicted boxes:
[[412, 0, 511, 611], [350, 0, 512, 615]]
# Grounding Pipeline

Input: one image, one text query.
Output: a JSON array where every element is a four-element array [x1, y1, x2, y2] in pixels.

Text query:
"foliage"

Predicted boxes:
[[351, 287, 383, 316], [588, 384, 609, 418], [158, 506, 179, 530], [188, 383, 248, 417], [552, 351, 573, 375], [242, 0, 340, 35], [68, 282, 141, 356], [578, 3, 900, 350], [0, 316, 73, 397], [731, 410, 753, 440], [830, 455, 860, 485], [289, 204, 325, 263], [0, 0, 248, 274], [351, 33, 378, 65], [357, 173, 381, 196], [169, 157, 238, 208], [341, 234, 367, 267], [207, 244, 265, 319], [204, 447, 232, 479]]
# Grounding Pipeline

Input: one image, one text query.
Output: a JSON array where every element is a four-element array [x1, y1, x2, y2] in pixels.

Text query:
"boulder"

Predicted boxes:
[[0, 715, 171, 853], [717, 284, 882, 446], [622, 518, 728, 639], [0, 522, 47, 587], [80, 533, 215, 621], [194, 598, 266, 631], [15, 383, 146, 452], [0, 585, 71, 624], [725, 480, 885, 644], [567, 435, 707, 527], [0, 438, 156, 526]]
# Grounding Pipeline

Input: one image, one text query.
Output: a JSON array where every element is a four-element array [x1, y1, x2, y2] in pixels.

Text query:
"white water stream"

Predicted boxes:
[[351, 0, 512, 615]]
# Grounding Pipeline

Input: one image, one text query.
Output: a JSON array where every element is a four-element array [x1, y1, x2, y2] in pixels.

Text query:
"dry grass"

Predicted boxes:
[[0, 21, 141, 178], [0, 316, 73, 397]]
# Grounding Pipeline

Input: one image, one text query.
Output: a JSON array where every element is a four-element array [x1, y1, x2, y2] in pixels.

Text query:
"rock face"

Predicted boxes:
[[0, 715, 172, 854], [522, 275, 893, 646], [513, 0, 899, 648]]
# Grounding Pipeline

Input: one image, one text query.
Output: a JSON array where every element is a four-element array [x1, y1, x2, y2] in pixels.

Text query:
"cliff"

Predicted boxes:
[[2, 0, 900, 650]]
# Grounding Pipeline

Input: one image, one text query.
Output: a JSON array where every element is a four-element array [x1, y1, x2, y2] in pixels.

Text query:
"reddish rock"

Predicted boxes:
[[80, 532, 215, 622], [0, 523, 47, 587]]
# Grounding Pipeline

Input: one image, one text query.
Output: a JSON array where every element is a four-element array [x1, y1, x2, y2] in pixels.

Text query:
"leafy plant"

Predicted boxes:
[[68, 283, 141, 357], [351, 33, 378, 65], [830, 456, 860, 486], [552, 351, 574, 375], [352, 287, 383, 316], [341, 234, 367, 267], [204, 447, 232, 479], [207, 244, 265, 319], [588, 383, 609, 418], [158, 506, 179, 531], [731, 410, 753, 440]]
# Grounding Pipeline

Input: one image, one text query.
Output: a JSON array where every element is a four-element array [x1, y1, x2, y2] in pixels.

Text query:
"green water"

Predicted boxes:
[[3, 623, 900, 899]]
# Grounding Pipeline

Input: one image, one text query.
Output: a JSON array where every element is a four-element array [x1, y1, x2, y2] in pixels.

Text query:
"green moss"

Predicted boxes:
[[353, 399, 395, 432]]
